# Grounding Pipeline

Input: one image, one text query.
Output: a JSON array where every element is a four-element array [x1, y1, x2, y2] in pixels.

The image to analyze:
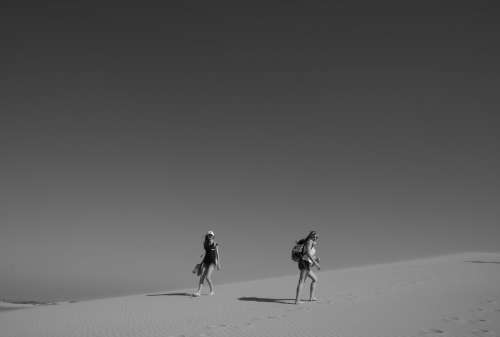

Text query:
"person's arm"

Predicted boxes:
[[200, 242, 206, 259], [305, 240, 320, 269], [215, 244, 221, 270]]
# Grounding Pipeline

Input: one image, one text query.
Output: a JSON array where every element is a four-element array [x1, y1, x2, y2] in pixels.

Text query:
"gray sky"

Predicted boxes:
[[1, 0, 499, 301]]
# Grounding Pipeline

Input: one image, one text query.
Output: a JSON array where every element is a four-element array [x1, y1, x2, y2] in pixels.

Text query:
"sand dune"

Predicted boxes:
[[1, 252, 500, 337]]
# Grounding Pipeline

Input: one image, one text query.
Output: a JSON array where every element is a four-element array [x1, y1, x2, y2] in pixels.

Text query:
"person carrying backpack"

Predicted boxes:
[[294, 230, 320, 304]]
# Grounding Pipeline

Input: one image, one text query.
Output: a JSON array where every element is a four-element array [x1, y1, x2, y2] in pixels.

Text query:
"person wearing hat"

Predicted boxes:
[[295, 230, 320, 304], [193, 230, 220, 296]]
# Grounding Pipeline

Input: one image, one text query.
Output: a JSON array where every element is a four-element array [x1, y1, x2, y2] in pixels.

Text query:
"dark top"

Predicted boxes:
[[202, 241, 218, 266]]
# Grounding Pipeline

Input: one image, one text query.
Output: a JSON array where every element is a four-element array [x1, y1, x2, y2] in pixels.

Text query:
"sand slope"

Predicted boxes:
[[1, 252, 500, 337]]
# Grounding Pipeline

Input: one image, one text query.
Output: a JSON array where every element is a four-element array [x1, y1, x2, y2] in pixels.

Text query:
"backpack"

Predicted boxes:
[[291, 241, 305, 262]]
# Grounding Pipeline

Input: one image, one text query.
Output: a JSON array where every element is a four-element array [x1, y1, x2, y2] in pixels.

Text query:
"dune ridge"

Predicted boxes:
[[1, 252, 500, 337]]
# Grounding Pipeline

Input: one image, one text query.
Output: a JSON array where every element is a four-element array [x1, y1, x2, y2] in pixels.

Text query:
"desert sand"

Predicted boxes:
[[1, 252, 499, 337], [0, 302, 37, 313]]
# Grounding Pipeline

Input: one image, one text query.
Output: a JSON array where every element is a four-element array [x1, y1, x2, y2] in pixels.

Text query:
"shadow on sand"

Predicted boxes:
[[238, 297, 295, 305], [0, 307, 28, 312], [465, 260, 500, 265], [147, 292, 193, 297]]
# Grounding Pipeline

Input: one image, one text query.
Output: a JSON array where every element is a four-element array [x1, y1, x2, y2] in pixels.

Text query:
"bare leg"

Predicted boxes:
[[205, 264, 215, 295], [194, 264, 207, 296], [295, 269, 307, 304], [307, 270, 318, 301]]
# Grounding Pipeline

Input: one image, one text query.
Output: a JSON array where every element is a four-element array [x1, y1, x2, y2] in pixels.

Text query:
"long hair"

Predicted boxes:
[[297, 230, 317, 244]]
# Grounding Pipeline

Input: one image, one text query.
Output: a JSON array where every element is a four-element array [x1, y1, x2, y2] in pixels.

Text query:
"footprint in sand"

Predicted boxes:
[[418, 328, 445, 336], [471, 328, 497, 337], [470, 307, 487, 314], [466, 319, 490, 329], [442, 315, 464, 324], [428, 328, 445, 334]]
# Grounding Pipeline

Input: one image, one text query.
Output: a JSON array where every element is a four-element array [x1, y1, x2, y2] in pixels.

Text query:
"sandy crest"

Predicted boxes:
[[1, 252, 500, 337]]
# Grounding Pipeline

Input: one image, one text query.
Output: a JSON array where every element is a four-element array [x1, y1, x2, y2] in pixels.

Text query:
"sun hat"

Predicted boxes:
[[207, 230, 215, 236], [308, 230, 317, 239]]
